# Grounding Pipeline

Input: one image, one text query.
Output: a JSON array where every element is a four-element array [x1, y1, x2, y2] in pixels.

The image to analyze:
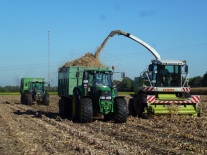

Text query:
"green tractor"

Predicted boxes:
[[20, 78, 49, 105], [58, 66, 128, 123]]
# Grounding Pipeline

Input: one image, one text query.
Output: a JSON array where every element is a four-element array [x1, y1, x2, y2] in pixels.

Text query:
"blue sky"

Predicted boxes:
[[0, 0, 207, 86]]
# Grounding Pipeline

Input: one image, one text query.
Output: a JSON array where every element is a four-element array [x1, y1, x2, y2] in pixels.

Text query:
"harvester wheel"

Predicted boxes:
[[114, 98, 128, 123], [128, 98, 136, 116], [79, 98, 93, 123], [142, 113, 149, 119], [135, 94, 147, 118], [26, 94, 33, 105]]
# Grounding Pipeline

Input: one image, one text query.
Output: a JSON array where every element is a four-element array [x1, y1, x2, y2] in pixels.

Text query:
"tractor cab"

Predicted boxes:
[[82, 70, 114, 97], [93, 72, 112, 87], [30, 81, 46, 102], [31, 82, 44, 91]]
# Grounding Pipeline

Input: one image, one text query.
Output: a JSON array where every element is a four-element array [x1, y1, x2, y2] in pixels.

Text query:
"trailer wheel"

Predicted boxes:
[[128, 98, 136, 116], [79, 98, 93, 123], [114, 98, 128, 123], [26, 94, 33, 105], [59, 98, 68, 118]]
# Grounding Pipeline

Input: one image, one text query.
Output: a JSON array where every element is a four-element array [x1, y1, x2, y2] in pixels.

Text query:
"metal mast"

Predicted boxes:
[[48, 30, 50, 87]]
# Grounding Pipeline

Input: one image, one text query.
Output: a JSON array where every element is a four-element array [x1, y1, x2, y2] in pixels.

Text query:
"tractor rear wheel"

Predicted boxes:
[[79, 98, 93, 123], [114, 98, 128, 123], [20, 94, 25, 104], [26, 94, 33, 105]]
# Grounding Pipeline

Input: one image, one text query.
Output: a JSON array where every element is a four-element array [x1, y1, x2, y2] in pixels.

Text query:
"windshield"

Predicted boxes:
[[89, 73, 112, 87], [32, 82, 44, 90], [154, 65, 182, 87]]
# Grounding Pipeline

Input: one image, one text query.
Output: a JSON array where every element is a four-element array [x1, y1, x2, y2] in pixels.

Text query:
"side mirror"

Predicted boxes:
[[185, 65, 188, 73]]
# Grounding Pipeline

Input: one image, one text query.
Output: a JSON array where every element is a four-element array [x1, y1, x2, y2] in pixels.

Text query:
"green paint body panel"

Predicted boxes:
[[148, 105, 197, 115], [146, 93, 198, 115], [58, 66, 109, 96], [20, 78, 45, 92], [58, 66, 116, 114]]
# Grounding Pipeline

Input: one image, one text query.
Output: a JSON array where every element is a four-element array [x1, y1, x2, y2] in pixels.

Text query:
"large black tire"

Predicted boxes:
[[79, 98, 93, 123], [42, 93, 49, 106], [135, 94, 148, 118], [134, 95, 142, 117], [26, 94, 33, 105], [20, 94, 25, 104], [59, 98, 68, 118], [114, 98, 128, 123], [71, 94, 79, 121], [128, 98, 136, 116]]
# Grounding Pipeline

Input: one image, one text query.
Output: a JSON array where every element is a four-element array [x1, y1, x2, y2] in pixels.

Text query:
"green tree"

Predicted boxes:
[[118, 77, 133, 92], [202, 72, 207, 87], [189, 76, 203, 87]]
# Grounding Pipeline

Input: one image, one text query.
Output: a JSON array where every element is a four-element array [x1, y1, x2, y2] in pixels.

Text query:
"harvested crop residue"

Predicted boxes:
[[1, 95, 207, 154], [60, 52, 105, 70]]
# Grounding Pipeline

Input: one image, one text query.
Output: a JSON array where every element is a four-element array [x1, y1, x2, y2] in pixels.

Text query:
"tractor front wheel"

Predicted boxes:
[[43, 93, 49, 106], [114, 98, 128, 123], [79, 98, 93, 123]]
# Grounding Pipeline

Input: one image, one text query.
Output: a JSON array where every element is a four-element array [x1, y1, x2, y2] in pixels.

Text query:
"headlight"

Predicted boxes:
[[100, 96, 111, 100], [100, 96, 106, 99], [106, 96, 111, 100]]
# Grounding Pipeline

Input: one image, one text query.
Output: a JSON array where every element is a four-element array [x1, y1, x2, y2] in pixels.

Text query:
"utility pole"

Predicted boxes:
[[48, 30, 50, 87]]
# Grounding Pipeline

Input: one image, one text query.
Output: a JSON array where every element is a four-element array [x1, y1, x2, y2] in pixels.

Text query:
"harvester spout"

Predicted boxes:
[[109, 30, 128, 37], [109, 30, 161, 60]]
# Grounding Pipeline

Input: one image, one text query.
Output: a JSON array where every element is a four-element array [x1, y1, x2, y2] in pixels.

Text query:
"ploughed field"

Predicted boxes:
[[0, 95, 207, 155]]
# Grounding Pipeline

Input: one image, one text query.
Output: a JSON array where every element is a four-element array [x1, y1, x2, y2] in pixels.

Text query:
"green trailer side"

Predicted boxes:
[[58, 66, 109, 96]]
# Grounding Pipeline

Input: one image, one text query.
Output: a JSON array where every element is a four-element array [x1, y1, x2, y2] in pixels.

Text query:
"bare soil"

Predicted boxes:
[[0, 95, 207, 155]]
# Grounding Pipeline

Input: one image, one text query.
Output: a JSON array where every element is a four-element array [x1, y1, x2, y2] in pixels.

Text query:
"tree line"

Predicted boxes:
[[116, 72, 207, 92], [0, 86, 58, 92], [0, 72, 207, 92]]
